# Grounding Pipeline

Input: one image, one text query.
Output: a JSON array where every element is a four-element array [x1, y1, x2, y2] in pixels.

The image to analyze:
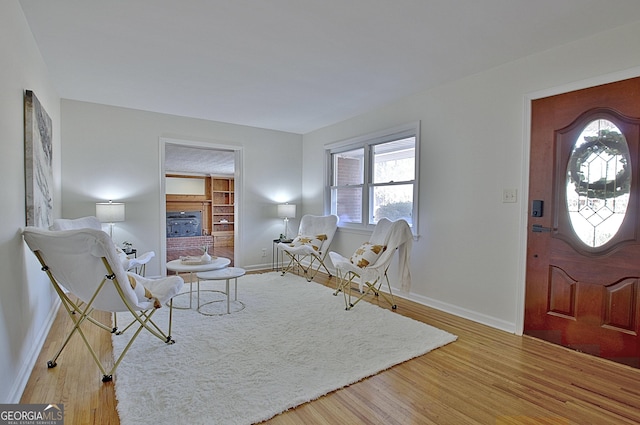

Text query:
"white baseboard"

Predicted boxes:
[[7, 298, 61, 403], [394, 288, 517, 334], [326, 264, 516, 333]]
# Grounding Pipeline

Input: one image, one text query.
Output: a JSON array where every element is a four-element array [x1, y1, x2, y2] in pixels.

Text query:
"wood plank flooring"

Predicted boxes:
[[20, 271, 640, 424]]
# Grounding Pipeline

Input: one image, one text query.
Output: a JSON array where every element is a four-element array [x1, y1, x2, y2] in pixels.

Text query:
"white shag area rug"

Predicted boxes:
[[113, 272, 456, 425]]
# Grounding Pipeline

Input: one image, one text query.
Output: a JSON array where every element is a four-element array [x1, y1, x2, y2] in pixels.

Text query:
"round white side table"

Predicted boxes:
[[196, 267, 246, 315], [166, 257, 230, 309]]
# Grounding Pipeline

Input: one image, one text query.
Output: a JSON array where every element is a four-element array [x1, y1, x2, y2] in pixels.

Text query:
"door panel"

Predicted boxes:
[[525, 77, 640, 368]]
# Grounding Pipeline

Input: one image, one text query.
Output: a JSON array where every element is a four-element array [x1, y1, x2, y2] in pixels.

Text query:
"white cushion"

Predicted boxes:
[[350, 242, 386, 268], [287, 234, 327, 252]]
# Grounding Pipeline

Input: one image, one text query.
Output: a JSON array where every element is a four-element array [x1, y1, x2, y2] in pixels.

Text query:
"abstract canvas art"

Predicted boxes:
[[24, 90, 53, 228]]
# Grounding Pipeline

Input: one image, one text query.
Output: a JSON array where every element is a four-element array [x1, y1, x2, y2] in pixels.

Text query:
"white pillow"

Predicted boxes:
[[350, 242, 386, 268], [288, 234, 328, 252], [127, 274, 160, 308]]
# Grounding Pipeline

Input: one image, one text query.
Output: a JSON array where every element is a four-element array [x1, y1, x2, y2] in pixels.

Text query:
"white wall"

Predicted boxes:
[[60, 101, 303, 274], [0, 1, 61, 403], [303, 20, 640, 333]]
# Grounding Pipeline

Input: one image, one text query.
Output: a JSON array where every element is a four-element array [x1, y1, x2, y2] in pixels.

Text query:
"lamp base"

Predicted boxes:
[[283, 217, 289, 240]]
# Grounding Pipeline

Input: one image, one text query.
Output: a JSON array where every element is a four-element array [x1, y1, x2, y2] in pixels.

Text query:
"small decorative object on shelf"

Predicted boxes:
[[122, 241, 133, 254]]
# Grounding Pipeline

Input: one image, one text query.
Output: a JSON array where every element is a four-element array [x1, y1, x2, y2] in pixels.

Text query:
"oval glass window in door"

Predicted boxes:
[[566, 119, 631, 247]]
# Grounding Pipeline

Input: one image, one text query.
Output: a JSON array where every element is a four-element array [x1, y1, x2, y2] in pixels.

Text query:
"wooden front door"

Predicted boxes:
[[525, 77, 640, 368]]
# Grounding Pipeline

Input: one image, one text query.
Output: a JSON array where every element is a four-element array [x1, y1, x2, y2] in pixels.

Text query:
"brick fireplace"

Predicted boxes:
[[166, 235, 213, 262]]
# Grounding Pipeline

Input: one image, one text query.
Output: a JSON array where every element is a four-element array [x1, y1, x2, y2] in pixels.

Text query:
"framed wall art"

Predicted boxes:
[[24, 89, 53, 228]]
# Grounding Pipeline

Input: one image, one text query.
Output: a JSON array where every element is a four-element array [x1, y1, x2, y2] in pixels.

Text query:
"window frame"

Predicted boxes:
[[325, 121, 420, 236]]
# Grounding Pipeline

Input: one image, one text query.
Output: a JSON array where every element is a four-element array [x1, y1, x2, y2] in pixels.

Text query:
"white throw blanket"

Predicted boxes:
[[395, 226, 413, 292], [366, 219, 413, 292]]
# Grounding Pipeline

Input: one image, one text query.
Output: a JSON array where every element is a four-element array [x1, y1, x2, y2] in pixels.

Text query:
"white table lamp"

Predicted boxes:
[[96, 200, 125, 237], [277, 203, 296, 239]]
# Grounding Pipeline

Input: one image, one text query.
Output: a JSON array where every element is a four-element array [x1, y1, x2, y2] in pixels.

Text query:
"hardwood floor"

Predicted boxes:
[[21, 272, 640, 424]]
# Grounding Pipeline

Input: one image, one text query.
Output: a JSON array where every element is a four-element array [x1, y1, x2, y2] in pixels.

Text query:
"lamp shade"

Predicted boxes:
[[96, 201, 125, 223], [277, 203, 296, 219]]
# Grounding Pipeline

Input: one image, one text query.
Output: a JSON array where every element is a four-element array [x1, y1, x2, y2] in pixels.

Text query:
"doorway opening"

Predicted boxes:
[[161, 138, 241, 270]]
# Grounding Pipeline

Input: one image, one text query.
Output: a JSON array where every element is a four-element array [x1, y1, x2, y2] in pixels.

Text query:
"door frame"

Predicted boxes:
[[516, 67, 640, 335], [158, 137, 243, 274]]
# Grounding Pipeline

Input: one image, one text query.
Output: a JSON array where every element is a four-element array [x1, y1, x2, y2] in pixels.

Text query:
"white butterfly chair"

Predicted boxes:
[[49, 216, 156, 332], [277, 214, 338, 282], [329, 218, 412, 310], [23, 226, 184, 382]]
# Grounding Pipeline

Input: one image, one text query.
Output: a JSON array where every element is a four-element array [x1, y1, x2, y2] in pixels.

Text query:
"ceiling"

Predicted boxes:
[[19, 0, 640, 137], [164, 143, 235, 176], [18, 1, 640, 176]]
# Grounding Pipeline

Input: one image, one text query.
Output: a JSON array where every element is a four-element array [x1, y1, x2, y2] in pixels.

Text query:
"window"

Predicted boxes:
[[326, 122, 419, 235], [566, 118, 630, 248]]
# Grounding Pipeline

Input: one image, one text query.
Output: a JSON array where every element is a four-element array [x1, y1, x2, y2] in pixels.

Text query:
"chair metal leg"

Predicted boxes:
[[341, 269, 397, 310], [333, 270, 358, 310], [281, 251, 330, 282], [42, 264, 177, 381], [280, 252, 299, 276]]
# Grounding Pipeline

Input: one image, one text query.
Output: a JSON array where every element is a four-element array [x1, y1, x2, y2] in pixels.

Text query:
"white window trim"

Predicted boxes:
[[325, 121, 420, 236]]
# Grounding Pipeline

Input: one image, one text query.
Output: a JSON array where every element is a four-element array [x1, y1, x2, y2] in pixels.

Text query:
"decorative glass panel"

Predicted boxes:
[[566, 119, 630, 247]]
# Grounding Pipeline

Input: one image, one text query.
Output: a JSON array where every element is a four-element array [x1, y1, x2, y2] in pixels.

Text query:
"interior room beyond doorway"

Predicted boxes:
[[164, 144, 236, 266]]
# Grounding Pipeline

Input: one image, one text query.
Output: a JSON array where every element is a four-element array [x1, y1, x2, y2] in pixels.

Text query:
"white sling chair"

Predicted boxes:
[[277, 214, 338, 282], [329, 218, 412, 310], [23, 226, 184, 382], [49, 216, 156, 333]]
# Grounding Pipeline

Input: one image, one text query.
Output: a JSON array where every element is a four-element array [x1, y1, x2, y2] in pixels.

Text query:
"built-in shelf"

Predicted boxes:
[[211, 177, 234, 246], [165, 174, 235, 248]]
